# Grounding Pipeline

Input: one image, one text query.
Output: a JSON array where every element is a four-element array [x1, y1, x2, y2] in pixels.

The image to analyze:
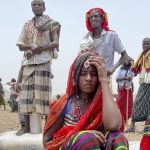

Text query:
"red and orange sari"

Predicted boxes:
[[44, 52, 125, 150]]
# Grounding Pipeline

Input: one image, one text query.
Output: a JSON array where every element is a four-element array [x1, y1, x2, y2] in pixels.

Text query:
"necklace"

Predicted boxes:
[[76, 95, 92, 104], [73, 95, 83, 119], [73, 95, 92, 119], [84, 99, 92, 103]]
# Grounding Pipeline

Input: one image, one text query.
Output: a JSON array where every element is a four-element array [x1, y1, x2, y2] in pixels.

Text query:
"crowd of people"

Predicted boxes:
[[1, 0, 150, 150]]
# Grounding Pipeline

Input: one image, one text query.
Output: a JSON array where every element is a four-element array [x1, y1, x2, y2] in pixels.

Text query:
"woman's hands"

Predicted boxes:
[[88, 55, 108, 83], [87, 130, 106, 145]]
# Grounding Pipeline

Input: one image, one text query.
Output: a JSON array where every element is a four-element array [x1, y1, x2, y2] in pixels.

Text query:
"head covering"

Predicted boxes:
[[73, 51, 99, 93], [85, 7, 109, 32], [44, 51, 102, 149], [44, 50, 124, 150]]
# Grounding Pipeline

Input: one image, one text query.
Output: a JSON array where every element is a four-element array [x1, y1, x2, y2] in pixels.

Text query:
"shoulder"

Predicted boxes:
[[83, 32, 92, 39], [44, 15, 61, 25], [106, 30, 118, 37], [103, 30, 120, 42], [24, 18, 34, 27]]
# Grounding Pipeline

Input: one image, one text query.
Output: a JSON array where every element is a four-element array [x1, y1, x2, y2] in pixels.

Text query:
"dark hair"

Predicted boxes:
[[11, 78, 16, 82]]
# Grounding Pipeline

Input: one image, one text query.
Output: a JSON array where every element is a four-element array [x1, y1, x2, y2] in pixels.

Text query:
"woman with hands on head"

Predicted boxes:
[[43, 50, 128, 150]]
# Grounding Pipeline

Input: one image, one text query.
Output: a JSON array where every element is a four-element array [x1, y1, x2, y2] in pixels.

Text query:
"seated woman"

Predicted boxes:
[[43, 51, 128, 150]]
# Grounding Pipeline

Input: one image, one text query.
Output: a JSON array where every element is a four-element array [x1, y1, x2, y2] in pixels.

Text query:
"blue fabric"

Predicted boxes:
[[116, 68, 134, 89], [61, 96, 73, 118]]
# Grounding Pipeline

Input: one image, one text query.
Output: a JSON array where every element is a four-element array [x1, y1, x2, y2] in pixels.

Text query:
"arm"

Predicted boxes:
[[107, 51, 128, 75], [16, 24, 32, 52], [17, 44, 31, 51], [101, 81, 122, 130], [116, 76, 131, 82], [89, 55, 122, 130], [32, 26, 60, 55], [43, 117, 64, 146]]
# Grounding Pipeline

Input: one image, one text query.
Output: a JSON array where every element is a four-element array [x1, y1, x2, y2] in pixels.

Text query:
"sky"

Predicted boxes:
[[0, 0, 150, 95]]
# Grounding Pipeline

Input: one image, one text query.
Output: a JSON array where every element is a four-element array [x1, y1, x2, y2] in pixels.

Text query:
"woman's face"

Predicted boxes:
[[89, 11, 103, 29], [78, 64, 98, 94]]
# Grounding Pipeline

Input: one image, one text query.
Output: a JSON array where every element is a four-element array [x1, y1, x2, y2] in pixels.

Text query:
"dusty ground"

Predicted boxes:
[[0, 104, 144, 141]]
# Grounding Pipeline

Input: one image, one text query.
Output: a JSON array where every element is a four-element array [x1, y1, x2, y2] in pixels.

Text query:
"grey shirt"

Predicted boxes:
[[80, 30, 125, 70]]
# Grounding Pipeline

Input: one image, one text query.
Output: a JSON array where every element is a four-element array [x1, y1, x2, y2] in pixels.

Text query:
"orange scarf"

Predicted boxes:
[[44, 88, 103, 150], [44, 52, 124, 150], [44, 60, 103, 149]]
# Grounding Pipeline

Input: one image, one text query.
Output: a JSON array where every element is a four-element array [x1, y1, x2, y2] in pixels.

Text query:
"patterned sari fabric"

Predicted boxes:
[[132, 83, 150, 122], [44, 51, 126, 150], [60, 131, 101, 150], [60, 131, 128, 150], [105, 131, 128, 150]]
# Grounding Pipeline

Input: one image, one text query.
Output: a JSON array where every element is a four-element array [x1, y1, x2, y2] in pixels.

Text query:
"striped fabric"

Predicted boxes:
[[60, 131, 101, 150], [20, 62, 52, 115], [60, 131, 128, 150], [132, 83, 150, 122], [143, 125, 150, 136], [105, 131, 128, 150], [63, 114, 77, 126]]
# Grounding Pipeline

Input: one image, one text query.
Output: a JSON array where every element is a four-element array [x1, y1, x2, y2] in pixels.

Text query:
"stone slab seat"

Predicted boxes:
[[0, 131, 43, 150], [0, 131, 140, 150]]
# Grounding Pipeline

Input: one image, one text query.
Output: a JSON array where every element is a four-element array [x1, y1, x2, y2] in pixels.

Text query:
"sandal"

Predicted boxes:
[[16, 127, 29, 136], [125, 128, 135, 133]]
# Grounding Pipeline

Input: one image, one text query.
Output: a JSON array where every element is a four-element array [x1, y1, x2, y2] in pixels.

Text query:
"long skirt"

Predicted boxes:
[[116, 88, 133, 122], [20, 62, 52, 115], [60, 131, 128, 150], [132, 83, 150, 122]]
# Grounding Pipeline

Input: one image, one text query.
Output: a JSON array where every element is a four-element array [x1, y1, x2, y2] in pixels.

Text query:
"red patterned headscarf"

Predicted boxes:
[[86, 7, 109, 32]]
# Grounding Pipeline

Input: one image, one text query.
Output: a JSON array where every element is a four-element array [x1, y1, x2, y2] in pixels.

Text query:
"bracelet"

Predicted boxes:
[[99, 78, 109, 83]]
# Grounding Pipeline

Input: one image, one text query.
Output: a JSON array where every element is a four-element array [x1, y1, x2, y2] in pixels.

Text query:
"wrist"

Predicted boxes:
[[99, 78, 109, 84]]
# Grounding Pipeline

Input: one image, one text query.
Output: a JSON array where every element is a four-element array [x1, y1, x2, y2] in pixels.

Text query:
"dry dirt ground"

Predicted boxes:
[[0, 104, 144, 141]]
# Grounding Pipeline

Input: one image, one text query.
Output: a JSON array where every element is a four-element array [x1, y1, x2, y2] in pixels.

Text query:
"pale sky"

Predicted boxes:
[[1, 0, 150, 95]]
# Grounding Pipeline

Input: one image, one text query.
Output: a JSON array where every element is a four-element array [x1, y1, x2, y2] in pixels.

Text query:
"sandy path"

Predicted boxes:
[[0, 104, 144, 141]]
